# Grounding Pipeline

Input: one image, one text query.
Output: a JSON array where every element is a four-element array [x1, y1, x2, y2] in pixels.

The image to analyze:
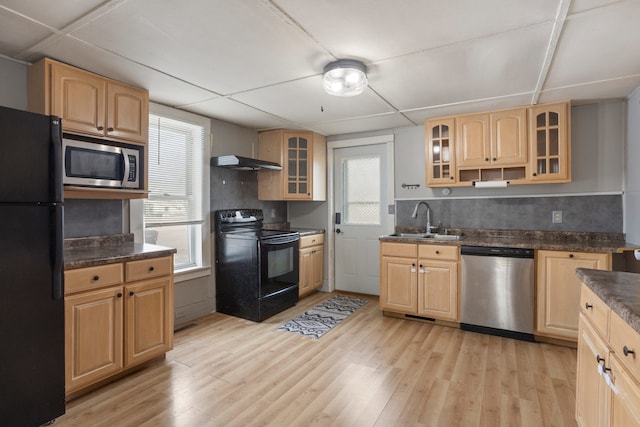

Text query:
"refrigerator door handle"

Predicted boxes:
[[50, 116, 63, 203], [50, 206, 64, 300]]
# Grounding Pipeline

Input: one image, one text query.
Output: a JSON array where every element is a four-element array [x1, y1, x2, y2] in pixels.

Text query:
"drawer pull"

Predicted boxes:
[[148, 266, 155, 272], [585, 303, 593, 310], [623, 346, 636, 357], [596, 355, 605, 365], [92, 275, 100, 281]]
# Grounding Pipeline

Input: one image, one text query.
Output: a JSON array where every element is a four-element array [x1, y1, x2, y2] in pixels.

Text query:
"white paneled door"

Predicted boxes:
[[333, 143, 392, 295]]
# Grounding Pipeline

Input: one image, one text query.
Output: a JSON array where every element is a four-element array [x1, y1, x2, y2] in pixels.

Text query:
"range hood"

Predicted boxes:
[[210, 155, 282, 171]]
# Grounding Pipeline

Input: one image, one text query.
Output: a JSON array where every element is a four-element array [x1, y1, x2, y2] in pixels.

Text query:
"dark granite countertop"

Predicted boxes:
[[576, 268, 640, 335], [379, 228, 637, 253], [64, 234, 177, 270]]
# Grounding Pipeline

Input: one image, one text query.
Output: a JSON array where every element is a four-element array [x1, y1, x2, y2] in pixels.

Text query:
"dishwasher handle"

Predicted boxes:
[[461, 245, 534, 258]]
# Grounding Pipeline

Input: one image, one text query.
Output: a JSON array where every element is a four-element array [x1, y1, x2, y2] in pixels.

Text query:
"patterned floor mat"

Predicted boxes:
[[277, 295, 368, 338]]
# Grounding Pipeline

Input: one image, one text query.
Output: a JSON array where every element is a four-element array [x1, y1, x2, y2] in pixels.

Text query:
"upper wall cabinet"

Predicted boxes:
[[425, 101, 570, 187], [28, 58, 149, 145], [528, 103, 571, 183], [257, 130, 326, 201], [425, 118, 456, 185]]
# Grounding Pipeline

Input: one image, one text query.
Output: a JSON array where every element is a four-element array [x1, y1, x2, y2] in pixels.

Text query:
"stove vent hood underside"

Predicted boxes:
[[210, 155, 282, 171]]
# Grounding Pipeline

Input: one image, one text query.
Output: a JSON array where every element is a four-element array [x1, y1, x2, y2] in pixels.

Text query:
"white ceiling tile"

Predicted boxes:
[[545, 1, 640, 88], [370, 23, 552, 111], [68, 0, 334, 94], [402, 93, 535, 123], [538, 76, 640, 104], [0, 9, 53, 56], [277, 0, 559, 61], [311, 113, 414, 136], [0, 0, 107, 28], [183, 97, 292, 131], [233, 75, 395, 125]]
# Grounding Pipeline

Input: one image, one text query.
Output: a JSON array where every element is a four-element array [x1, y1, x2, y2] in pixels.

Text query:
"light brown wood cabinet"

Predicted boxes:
[[380, 242, 459, 321], [28, 58, 149, 145], [455, 110, 526, 167], [28, 58, 150, 200], [64, 255, 173, 396], [425, 102, 570, 187], [299, 233, 324, 298], [258, 130, 326, 201], [536, 250, 610, 341], [576, 283, 640, 426], [528, 102, 571, 182], [425, 118, 456, 185]]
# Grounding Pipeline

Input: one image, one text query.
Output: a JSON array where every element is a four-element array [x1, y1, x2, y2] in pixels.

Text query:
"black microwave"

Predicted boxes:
[[62, 137, 142, 189]]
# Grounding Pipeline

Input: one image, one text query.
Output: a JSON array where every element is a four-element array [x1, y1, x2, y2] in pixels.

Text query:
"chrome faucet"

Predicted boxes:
[[411, 201, 433, 233]]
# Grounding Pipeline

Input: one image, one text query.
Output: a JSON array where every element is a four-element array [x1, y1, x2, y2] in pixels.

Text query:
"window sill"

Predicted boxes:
[[174, 265, 212, 283]]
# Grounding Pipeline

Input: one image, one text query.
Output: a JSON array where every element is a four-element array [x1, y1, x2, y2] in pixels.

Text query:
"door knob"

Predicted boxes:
[[336, 228, 342, 234]]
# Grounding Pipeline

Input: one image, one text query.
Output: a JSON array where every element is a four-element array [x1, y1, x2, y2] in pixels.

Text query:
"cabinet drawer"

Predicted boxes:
[[610, 311, 640, 381], [418, 244, 459, 261], [65, 263, 124, 294], [381, 242, 417, 258], [300, 233, 324, 248], [126, 256, 173, 282], [580, 284, 610, 339]]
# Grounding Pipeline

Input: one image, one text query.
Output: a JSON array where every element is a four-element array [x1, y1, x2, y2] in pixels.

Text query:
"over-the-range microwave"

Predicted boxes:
[[62, 136, 142, 189]]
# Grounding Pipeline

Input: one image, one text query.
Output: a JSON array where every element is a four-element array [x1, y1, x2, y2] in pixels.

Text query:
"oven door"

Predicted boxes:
[[259, 235, 299, 297]]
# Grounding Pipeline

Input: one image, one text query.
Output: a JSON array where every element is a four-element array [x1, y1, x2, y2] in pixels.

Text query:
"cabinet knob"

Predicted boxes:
[[117, 292, 123, 298], [585, 303, 593, 310], [129, 291, 135, 296], [532, 172, 537, 177], [623, 346, 636, 357], [450, 176, 454, 180], [97, 125, 104, 131], [148, 266, 155, 272], [107, 127, 114, 132], [596, 354, 605, 365], [492, 157, 496, 161], [484, 158, 489, 161], [569, 254, 574, 258], [92, 275, 100, 281], [435, 250, 440, 254]]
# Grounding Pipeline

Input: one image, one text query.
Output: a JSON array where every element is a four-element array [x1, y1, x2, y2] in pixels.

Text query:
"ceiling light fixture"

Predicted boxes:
[[322, 59, 368, 97]]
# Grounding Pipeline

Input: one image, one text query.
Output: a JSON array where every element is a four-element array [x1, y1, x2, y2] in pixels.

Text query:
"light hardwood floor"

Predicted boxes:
[[57, 292, 578, 427]]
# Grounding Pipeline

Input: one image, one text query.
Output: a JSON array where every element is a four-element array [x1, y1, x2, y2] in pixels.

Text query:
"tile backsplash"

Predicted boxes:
[[65, 199, 123, 238], [210, 167, 287, 231], [396, 194, 622, 233]]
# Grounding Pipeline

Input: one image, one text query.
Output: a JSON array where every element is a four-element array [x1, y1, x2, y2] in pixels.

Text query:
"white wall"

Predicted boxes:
[[0, 56, 27, 110], [624, 87, 640, 244]]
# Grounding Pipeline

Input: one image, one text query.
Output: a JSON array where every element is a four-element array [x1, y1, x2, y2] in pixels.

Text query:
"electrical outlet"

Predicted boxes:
[[552, 210, 563, 224]]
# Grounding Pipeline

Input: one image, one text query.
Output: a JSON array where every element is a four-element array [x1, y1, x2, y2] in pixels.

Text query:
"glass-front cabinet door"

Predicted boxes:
[[529, 103, 570, 182], [425, 118, 456, 186], [284, 132, 312, 199]]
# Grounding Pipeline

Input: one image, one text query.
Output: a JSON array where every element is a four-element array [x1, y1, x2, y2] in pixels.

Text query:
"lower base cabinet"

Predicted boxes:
[[380, 242, 459, 321], [64, 255, 174, 395], [536, 250, 610, 341], [299, 234, 324, 298], [575, 283, 640, 426]]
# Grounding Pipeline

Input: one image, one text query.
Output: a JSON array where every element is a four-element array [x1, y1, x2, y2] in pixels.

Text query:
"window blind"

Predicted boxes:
[[145, 114, 204, 227]]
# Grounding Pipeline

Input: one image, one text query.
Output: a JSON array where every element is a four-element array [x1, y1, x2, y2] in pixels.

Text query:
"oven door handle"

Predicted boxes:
[[261, 236, 299, 246]]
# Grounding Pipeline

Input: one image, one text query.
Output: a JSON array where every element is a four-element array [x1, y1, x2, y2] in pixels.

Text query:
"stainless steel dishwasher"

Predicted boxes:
[[460, 246, 535, 341]]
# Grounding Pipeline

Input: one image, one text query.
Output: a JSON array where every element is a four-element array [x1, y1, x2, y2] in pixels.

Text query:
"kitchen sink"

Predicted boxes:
[[387, 233, 465, 241]]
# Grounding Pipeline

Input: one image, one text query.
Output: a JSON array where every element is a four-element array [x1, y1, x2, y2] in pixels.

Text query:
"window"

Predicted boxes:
[[142, 107, 209, 274], [343, 155, 381, 225]]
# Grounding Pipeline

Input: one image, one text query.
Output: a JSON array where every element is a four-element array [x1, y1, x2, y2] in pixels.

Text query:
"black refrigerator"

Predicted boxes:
[[0, 106, 65, 426]]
